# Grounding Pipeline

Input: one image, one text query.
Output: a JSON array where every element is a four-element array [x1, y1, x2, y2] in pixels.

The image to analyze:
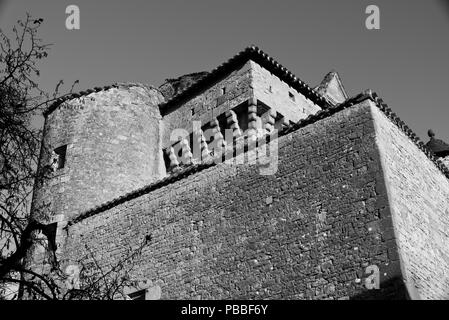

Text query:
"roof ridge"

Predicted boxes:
[[365, 90, 449, 177], [158, 45, 331, 115], [44, 46, 330, 118]]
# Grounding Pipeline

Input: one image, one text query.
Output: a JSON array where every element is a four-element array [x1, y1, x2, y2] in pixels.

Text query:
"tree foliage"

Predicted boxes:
[[0, 13, 56, 299], [0, 14, 146, 300]]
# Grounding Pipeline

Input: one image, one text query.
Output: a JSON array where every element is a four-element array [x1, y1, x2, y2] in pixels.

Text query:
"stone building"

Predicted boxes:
[[29, 46, 449, 300]]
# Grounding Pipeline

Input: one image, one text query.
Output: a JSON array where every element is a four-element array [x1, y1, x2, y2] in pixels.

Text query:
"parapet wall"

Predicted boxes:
[[63, 101, 406, 300], [372, 105, 449, 300]]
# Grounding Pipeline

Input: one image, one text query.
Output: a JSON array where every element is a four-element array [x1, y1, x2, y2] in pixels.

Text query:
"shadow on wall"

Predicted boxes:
[[350, 277, 409, 300]]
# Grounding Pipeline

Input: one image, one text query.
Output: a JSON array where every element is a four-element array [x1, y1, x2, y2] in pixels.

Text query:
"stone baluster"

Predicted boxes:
[[282, 117, 290, 130], [247, 99, 260, 141], [190, 131, 201, 163], [264, 109, 276, 134], [167, 146, 179, 170], [225, 110, 242, 140], [200, 132, 211, 161], [180, 138, 193, 165], [210, 118, 226, 155]]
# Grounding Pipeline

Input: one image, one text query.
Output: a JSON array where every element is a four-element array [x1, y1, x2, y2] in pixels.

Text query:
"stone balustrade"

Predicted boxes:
[[163, 99, 287, 173]]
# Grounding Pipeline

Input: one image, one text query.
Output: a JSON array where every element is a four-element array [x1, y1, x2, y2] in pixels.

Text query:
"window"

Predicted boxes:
[[45, 223, 58, 252], [35, 222, 58, 256], [128, 289, 146, 300], [53, 145, 67, 170], [191, 108, 195, 116], [221, 87, 226, 95], [288, 91, 295, 101]]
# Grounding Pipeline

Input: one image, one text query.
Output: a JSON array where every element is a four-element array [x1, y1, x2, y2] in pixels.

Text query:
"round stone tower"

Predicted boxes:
[[31, 83, 166, 223]]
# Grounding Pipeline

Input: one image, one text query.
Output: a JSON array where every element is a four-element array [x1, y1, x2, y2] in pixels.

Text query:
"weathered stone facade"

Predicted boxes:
[[372, 106, 449, 299], [251, 61, 320, 122], [64, 102, 406, 300], [161, 61, 254, 149], [32, 84, 166, 222], [29, 46, 449, 299]]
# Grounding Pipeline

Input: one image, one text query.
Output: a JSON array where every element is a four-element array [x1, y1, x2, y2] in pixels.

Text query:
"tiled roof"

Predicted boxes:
[[158, 45, 331, 115], [43, 82, 161, 117], [44, 46, 330, 118], [66, 90, 449, 227], [366, 92, 449, 176]]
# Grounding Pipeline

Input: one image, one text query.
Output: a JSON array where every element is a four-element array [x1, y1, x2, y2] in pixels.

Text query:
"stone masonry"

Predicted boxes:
[[442, 156, 449, 170]]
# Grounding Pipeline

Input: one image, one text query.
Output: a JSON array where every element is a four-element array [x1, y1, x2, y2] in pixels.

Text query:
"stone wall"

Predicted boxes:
[[372, 105, 449, 300], [161, 62, 253, 149], [251, 61, 321, 123], [32, 85, 166, 223], [160, 59, 322, 151], [442, 156, 449, 171], [63, 102, 405, 300]]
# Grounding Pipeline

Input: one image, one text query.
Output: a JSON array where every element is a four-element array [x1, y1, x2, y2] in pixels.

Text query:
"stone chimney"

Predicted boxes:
[[314, 70, 349, 106], [425, 129, 449, 170]]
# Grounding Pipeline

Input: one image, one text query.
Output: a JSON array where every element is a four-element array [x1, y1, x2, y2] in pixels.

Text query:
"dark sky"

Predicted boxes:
[[1, 0, 448, 143]]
